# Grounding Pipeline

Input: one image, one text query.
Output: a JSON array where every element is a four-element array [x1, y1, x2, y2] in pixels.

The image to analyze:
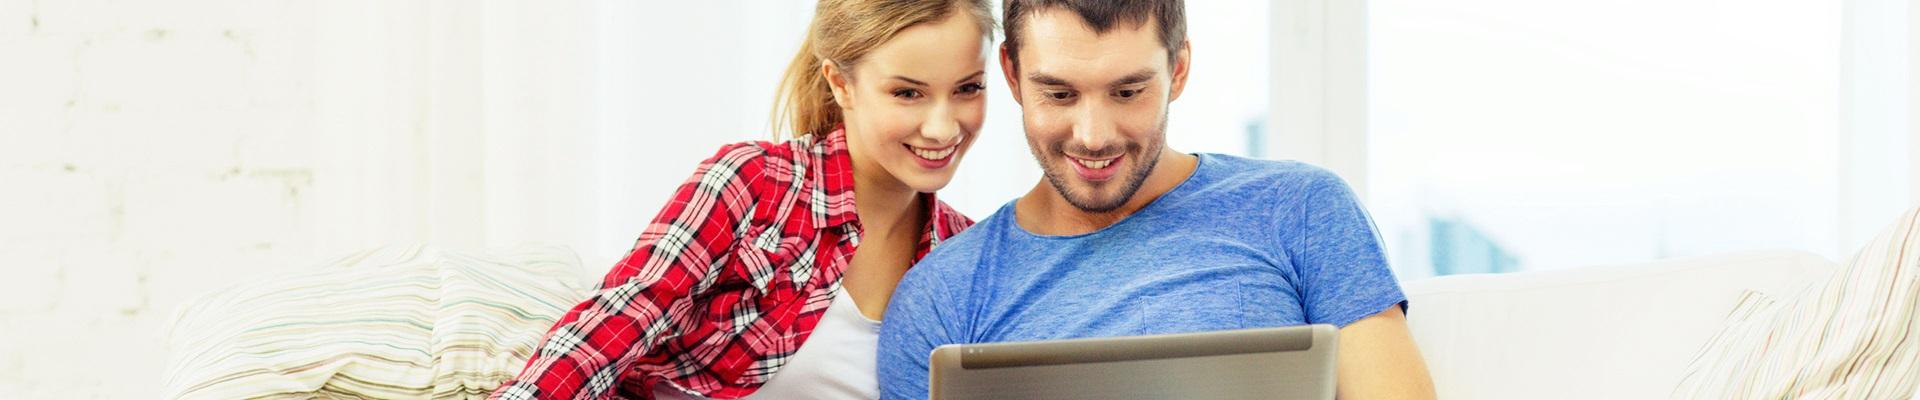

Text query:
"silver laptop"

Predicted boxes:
[[930, 324, 1339, 400]]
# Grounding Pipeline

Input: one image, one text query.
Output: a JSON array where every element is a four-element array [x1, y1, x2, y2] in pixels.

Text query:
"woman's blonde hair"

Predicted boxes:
[[772, 0, 996, 138]]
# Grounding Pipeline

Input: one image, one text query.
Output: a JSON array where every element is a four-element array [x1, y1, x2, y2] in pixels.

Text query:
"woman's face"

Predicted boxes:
[[829, 12, 988, 194]]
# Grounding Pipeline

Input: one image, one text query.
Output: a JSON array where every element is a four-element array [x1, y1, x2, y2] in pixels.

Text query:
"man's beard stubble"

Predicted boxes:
[[1028, 114, 1169, 213]]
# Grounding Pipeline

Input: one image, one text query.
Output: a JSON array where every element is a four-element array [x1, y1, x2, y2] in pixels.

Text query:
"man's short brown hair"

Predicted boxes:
[[1002, 0, 1186, 70]]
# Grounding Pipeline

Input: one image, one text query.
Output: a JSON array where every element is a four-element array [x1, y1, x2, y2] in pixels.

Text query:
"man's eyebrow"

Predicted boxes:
[[1026, 70, 1158, 88], [1112, 69, 1157, 87], [1026, 73, 1069, 86]]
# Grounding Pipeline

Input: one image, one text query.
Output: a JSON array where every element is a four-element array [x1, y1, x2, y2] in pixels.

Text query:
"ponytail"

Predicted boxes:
[[771, 30, 844, 139]]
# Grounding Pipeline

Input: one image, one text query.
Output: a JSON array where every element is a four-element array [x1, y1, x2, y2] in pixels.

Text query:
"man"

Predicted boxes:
[[877, 1, 1437, 399]]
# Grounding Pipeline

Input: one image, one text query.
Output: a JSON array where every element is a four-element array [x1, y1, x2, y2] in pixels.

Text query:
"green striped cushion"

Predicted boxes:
[[1671, 208, 1920, 399], [161, 244, 593, 399]]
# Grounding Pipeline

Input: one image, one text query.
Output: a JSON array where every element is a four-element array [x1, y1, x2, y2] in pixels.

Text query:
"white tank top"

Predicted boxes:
[[652, 286, 882, 399]]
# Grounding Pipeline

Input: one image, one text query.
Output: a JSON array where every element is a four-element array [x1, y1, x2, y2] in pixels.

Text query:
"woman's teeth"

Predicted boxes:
[[913, 146, 956, 161], [1076, 158, 1113, 169]]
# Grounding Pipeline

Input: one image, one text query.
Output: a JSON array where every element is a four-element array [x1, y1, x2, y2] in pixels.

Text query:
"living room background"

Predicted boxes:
[[2, 0, 1915, 398]]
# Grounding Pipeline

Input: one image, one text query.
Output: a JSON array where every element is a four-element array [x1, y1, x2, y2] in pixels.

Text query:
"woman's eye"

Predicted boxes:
[[893, 89, 923, 100], [957, 83, 984, 95]]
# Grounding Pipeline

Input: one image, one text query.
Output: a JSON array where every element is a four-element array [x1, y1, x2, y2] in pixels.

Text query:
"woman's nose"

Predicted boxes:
[[922, 102, 963, 146]]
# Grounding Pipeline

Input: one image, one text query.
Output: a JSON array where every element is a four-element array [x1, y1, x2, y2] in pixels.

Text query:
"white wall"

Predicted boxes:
[[1914, 0, 1920, 202], [588, 1, 813, 270], [0, 1, 614, 397], [1843, 0, 1914, 257], [1268, 0, 1369, 197], [1, 1, 322, 398]]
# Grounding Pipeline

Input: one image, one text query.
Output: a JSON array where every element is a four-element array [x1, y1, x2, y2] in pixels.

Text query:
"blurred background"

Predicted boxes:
[[1, 0, 1914, 397]]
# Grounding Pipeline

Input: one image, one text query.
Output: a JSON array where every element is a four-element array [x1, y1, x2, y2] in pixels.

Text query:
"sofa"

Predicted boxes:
[[1402, 250, 1838, 399], [167, 246, 1843, 399]]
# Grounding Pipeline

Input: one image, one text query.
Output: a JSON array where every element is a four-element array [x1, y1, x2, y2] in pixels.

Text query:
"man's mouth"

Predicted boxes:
[[1067, 154, 1121, 181], [1073, 157, 1113, 169]]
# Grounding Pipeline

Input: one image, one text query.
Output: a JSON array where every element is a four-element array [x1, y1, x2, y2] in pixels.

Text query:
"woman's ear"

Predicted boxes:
[[823, 61, 853, 111]]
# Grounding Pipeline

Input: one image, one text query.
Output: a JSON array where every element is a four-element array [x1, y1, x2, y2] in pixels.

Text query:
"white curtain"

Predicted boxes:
[[307, 0, 641, 271]]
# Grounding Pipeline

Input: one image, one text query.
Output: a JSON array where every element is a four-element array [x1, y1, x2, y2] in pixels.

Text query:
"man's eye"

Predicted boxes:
[[1115, 88, 1141, 98], [893, 89, 924, 100], [1046, 91, 1074, 101]]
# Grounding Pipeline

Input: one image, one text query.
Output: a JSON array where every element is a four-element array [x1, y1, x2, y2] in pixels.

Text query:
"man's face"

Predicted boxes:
[[1003, 8, 1185, 213]]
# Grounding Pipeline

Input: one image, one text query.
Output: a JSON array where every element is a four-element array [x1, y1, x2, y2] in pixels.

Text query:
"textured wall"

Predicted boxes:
[[0, 1, 322, 398]]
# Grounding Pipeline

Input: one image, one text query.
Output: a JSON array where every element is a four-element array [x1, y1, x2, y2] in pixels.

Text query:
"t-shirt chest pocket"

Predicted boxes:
[[1138, 266, 1298, 330]]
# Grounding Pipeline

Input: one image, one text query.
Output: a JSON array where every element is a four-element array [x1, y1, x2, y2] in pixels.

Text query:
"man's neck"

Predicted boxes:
[[1016, 149, 1199, 236]]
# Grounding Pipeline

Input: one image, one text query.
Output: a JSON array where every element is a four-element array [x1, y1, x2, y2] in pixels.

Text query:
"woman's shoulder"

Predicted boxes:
[[928, 198, 975, 235], [687, 135, 828, 183], [700, 133, 844, 170], [701, 138, 781, 165]]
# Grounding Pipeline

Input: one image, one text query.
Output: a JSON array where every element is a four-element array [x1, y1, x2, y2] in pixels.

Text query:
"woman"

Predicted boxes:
[[490, 0, 994, 399]]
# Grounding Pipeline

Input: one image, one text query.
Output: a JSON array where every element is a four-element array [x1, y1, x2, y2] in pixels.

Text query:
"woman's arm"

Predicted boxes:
[[1335, 305, 1437, 400], [492, 145, 766, 400]]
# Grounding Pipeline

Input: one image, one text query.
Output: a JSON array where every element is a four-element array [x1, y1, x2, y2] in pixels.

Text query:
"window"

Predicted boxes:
[[1364, 0, 1893, 279]]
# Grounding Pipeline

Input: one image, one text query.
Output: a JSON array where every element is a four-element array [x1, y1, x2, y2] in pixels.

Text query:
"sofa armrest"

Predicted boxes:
[[1401, 250, 1835, 399]]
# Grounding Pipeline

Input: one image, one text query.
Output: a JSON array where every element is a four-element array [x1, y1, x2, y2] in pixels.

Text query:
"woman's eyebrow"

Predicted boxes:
[[892, 71, 986, 87], [953, 71, 985, 85], [890, 76, 930, 86]]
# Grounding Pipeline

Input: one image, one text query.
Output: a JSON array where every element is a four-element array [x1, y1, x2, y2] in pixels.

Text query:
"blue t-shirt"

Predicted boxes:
[[877, 153, 1407, 399]]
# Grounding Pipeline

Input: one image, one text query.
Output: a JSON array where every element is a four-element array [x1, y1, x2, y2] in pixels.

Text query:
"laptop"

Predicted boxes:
[[929, 324, 1338, 400]]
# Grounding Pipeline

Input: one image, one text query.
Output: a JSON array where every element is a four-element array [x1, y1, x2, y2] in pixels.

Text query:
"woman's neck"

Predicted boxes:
[[850, 154, 923, 240]]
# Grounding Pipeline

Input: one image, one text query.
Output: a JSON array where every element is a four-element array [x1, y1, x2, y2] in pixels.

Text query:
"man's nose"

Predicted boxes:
[[1070, 101, 1120, 155]]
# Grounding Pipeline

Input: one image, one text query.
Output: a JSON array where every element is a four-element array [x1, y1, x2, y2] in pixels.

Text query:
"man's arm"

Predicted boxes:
[[1274, 169, 1434, 399], [1336, 305, 1436, 400]]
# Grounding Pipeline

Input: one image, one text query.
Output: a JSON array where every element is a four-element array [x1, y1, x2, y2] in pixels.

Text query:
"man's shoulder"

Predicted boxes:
[[918, 209, 1004, 262], [1191, 154, 1357, 205], [1202, 154, 1349, 188], [900, 205, 1008, 292]]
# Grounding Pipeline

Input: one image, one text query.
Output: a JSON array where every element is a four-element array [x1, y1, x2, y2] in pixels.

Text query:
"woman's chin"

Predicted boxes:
[[885, 157, 960, 192], [908, 179, 955, 194], [896, 171, 958, 194]]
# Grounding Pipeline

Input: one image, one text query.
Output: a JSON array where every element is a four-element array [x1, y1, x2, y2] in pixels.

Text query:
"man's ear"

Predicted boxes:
[[998, 43, 1023, 107], [823, 61, 853, 110], [1167, 40, 1192, 102]]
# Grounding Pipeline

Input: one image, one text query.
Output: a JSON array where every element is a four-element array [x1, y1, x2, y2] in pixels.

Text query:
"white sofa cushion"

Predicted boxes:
[[1403, 250, 1835, 399], [160, 244, 593, 399], [1671, 209, 1920, 399]]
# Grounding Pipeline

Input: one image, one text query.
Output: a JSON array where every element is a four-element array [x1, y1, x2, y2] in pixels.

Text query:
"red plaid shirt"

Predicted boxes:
[[492, 128, 972, 400]]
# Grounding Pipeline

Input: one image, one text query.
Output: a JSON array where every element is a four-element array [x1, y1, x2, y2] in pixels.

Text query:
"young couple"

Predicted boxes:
[[492, 0, 1434, 399]]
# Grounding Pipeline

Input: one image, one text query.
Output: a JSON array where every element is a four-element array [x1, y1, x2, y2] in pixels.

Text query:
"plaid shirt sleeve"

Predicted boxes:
[[492, 144, 768, 400]]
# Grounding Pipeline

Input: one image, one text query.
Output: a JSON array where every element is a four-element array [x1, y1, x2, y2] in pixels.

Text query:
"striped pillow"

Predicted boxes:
[[1671, 208, 1920, 399], [161, 244, 593, 399]]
